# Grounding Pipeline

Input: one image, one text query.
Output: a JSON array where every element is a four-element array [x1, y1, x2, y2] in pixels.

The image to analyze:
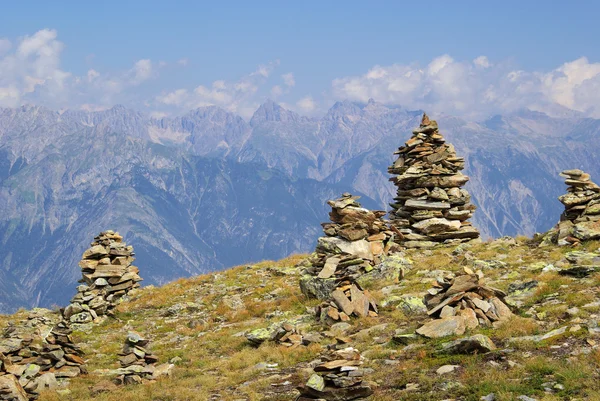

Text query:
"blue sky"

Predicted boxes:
[[1, 1, 599, 119]]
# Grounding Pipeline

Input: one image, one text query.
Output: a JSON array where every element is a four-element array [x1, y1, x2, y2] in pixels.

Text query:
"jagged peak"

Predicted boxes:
[[249, 100, 303, 127], [183, 105, 238, 120]]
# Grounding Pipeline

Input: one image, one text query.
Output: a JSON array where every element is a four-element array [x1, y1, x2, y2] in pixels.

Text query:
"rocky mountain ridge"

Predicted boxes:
[[1, 101, 600, 311]]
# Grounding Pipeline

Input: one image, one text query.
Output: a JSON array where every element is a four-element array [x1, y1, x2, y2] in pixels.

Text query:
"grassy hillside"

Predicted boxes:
[[3, 238, 600, 401]]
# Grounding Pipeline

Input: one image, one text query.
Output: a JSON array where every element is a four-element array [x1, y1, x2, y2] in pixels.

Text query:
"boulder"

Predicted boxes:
[[440, 334, 496, 354], [416, 316, 466, 338]]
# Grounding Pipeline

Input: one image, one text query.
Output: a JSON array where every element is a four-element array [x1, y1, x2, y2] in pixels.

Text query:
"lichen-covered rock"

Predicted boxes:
[[416, 316, 467, 338], [440, 334, 496, 354], [299, 275, 338, 300]]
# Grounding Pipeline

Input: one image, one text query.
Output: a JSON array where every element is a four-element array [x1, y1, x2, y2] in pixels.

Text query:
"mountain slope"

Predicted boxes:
[[0, 123, 371, 312], [2, 101, 600, 311]]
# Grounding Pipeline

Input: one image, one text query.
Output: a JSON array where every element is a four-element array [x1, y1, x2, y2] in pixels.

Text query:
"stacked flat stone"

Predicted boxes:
[[63, 230, 142, 324], [388, 113, 480, 248], [300, 194, 394, 323], [0, 314, 85, 400], [546, 169, 600, 246], [114, 332, 159, 385], [296, 347, 373, 400], [416, 268, 513, 339]]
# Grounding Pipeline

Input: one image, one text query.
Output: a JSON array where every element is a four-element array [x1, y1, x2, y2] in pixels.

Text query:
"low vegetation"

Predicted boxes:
[[4, 238, 600, 400]]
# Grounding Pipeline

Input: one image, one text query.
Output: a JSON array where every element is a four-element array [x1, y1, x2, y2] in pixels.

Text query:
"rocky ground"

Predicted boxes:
[[3, 237, 600, 400]]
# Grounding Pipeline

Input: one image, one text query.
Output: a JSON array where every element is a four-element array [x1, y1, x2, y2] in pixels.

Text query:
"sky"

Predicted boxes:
[[1, 1, 600, 119]]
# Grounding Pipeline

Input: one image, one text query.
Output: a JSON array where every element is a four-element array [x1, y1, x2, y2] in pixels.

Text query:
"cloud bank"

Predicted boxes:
[[1, 29, 600, 120], [332, 55, 600, 119]]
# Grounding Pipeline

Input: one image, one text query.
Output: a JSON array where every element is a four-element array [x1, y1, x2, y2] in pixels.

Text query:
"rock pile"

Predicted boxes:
[[63, 230, 142, 325], [114, 332, 159, 385], [246, 320, 322, 348], [543, 169, 600, 246], [0, 318, 85, 400], [296, 347, 373, 400], [416, 268, 513, 338], [300, 194, 394, 323], [388, 113, 480, 248]]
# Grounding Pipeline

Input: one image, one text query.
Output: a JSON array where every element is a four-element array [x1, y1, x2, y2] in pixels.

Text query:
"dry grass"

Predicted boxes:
[[2, 242, 600, 400]]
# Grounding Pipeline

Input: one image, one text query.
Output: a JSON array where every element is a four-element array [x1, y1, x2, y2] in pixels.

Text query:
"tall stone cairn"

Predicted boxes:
[[388, 113, 480, 248], [300, 193, 396, 323], [63, 230, 142, 325], [542, 169, 600, 246]]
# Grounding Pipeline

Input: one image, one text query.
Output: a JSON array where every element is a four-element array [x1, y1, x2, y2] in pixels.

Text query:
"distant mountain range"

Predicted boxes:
[[1, 100, 599, 312]]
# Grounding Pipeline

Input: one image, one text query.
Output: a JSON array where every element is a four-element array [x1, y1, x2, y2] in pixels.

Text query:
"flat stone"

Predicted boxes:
[[405, 199, 451, 211], [472, 298, 491, 313], [416, 316, 466, 338], [34, 373, 58, 391], [489, 297, 513, 321], [332, 289, 354, 316], [439, 305, 455, 318], [317, 237, 373, 260], [441, 334, 496, 354], [82, 245, 109, 259], [573, 220, 600, 241], [305, 373, 325, 392], [317, 257, 340, 279], [54, 366, 81, 378], [0, 374, 28, 401], [70, 311, 93, 324], [300, 275, 337, 300], [446, 274, 479, 295], [413, 218, 461, 234], [151, 363, 174, 379], [436, 364, 459, 375], [350, 285, 369, 317], [457, 308, 479, 329]]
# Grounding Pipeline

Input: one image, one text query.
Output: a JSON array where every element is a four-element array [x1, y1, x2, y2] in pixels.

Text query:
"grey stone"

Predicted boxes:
[[440, 334, 496, 354], [299, 275, 337, 300], [416, 316, 466, 338]]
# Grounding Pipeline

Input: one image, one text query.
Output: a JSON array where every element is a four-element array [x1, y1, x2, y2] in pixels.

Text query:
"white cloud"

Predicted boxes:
[[271, 85, 283, 97], [0, 29, 161, 109], [332, 55, 600, 119], [2, 28, 600, 121], [150, 111, 168, 119], [473, 56, 491, 69], [296, 96, 316, 112], [155, 62, 279, 118], [282, 72, 295, 87], [87, 69, 99, 82], [0, 39, 11, 56], [130, 59, 154, 85]]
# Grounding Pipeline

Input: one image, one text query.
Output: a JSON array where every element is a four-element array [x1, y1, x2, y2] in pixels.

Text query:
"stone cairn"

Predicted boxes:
[[114, 332, 159, 385], [300, 194, 395, 323], [543, 169, 600, 246], [296, 347, 373, 400], [416, 268, 513, 339], [0, 313, 85, 400], [63, 230, 142, 325], [388, 113, 480, 248]]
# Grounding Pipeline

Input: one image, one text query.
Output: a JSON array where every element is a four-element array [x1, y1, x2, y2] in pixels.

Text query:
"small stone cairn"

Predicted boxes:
[[63, 230, 142, 325], [543, 169, 600, 246], [300, 194, 395, 323], [0, 312, 85, 400], [114, 332, 159, 385], [416, 268, 513, 338], [296, 347, 373, 400], [388, 113, 480, 248]]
